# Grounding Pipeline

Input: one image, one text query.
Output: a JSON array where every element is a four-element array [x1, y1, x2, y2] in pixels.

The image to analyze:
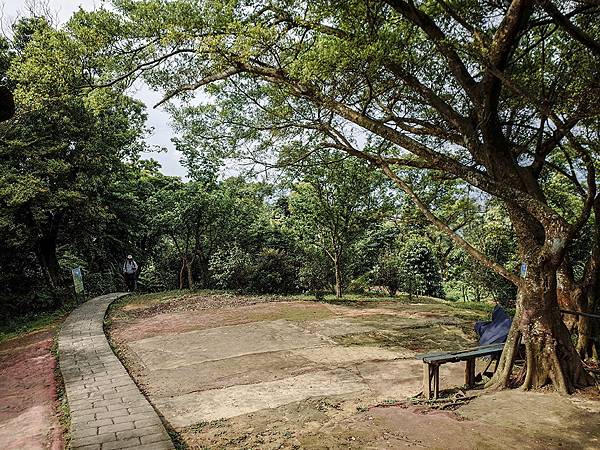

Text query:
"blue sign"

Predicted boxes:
[[520, 263, 528, 279]]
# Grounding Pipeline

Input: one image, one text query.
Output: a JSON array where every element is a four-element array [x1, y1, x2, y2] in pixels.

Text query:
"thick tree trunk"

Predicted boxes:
[[575, 288, 600, 360], [197, 256, 209, 288], [557, 264, 582, 332], [488, 264, 593, 393], [557, 242, 600, 360]]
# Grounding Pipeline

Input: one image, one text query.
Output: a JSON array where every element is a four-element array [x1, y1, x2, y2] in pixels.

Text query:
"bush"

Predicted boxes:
[[209, 245, 300, 294], [247, 248, 299, 294], [298, 248, 332, 299], [347, 273, 371, 294], [371, 237, 444, 299], [209, 245, 252, 291], [398, 238, 444, 298], [372, 252, 403, 295], [83, 270, 121, 295]]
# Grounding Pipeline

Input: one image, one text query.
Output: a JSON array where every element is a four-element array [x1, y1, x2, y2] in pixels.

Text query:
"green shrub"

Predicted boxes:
[[247, 248, 299, 294], [297, 248, 332, 299], [209, 245, 300, 294]]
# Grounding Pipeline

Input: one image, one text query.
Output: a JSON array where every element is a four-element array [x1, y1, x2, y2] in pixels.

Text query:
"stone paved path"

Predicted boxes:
[[59, 293, 174, 450]]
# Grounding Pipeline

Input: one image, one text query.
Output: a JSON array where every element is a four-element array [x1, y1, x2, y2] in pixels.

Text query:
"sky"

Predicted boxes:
[[2, 0, 187, 178]]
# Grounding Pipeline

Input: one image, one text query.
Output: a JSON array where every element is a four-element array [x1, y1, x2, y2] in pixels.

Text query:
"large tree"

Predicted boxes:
[[0, 17, 147, 294], [72, 1, 600, 392]]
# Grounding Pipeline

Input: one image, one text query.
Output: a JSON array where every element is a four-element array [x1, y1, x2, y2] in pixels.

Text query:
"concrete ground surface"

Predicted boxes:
[[107, 292, 600, 449]]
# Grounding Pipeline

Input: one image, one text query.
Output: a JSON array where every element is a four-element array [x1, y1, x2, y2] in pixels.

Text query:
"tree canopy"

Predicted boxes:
[[62, 0, 600, 393], [1, 1, 599, 394]]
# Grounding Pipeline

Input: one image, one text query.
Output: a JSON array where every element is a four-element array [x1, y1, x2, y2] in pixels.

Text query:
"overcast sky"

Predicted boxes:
[[3, 0, 187, 178]]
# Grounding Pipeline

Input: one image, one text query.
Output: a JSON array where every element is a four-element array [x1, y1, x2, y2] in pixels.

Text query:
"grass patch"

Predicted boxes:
[[334, 322, 475, 352], [115, 289, 191, 309], [112, 290, 449, 316], [443, 300, 515, 317], [51, 330, 71, 447], [0, 303, 75, 343]]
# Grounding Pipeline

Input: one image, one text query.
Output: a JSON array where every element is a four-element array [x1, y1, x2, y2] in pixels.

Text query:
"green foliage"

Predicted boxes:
[[0, 17, 149, 310], [399, 237, 445, 299], [447, 203, 518, 304], [209, 244, 253, 291], [372, 251, 403, 296], [372, 235, 445, 299], [297, 248, 332, 299], [209, 245, 299, 294], [286, 154, 392, 297]]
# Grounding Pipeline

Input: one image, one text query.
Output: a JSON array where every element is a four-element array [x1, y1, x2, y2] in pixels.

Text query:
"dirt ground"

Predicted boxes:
[[0, 328, 64, 450], [107, 293, 600, 449]]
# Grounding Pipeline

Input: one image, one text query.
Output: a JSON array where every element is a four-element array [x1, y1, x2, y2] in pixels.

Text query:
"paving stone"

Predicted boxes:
[[134, 418, 163, 428], [113, 412, 155, 424], [70, 432, 116, 447], [59, 293, 174, 450], [98, 421, 135, 435], [96, 409, 129, 420], [140, 432, 171, 444], [116, 426, 164, 440], [135, 441, 175, 450], [101, 437, 141, 449], [71, 427, 99, 439], [84, 418, 114, 428]]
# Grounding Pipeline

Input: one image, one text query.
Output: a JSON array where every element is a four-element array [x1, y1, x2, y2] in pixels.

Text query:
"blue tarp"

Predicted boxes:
[[475, 305, 512, 345]]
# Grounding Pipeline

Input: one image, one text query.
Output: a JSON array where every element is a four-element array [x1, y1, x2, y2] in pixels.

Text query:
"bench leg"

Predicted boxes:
[[423, 364, 441, 399], [433, 365, 440, 398], [423, 364, 432, 399], [465, 358, 475, 387]]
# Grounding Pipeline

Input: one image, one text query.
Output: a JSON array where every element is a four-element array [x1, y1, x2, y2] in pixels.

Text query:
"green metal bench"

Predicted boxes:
[[416, 343, 504, 399]]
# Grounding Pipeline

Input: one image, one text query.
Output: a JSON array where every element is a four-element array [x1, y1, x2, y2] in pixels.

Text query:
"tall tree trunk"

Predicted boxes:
[[186, 260, 194, 289], [557, 224, 600, 360], [488, 263, 593, 393], [575, 284, 600, 360], [179, 257, 187, 290], [36, 214, 62, 290], [577, 225, 600, 360], [334, 252, 343, 299], [197, 256, 209, 288]]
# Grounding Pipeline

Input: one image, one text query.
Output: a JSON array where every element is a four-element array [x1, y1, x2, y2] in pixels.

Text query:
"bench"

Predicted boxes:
[[416, 343, 504, 399]]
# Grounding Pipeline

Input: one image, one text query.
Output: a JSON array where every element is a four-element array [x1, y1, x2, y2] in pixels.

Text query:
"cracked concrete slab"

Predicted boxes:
[[128, 319, 333, 370], [154, 369, 368, 427], [141, 351, 315, 397], [290, 345, 412, 365]]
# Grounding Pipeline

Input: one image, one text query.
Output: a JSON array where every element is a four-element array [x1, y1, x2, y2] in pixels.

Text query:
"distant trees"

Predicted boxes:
[[447, 203, 518, 305], [286, 155, 391, 298]]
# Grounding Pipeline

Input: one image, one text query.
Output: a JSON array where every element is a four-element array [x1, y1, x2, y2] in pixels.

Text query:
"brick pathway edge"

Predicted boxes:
[[58, 293, 174, 450]]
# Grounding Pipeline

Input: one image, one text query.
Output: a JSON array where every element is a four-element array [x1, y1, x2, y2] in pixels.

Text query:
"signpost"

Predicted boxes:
[[72, 267, 84, 303]]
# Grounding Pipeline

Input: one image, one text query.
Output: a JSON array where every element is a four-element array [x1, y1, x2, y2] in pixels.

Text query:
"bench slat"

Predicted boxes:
[[420, 343, 504, 364]]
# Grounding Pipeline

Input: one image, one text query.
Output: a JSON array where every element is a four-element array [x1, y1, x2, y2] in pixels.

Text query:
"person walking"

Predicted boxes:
[[122, 254, 138, 292]]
